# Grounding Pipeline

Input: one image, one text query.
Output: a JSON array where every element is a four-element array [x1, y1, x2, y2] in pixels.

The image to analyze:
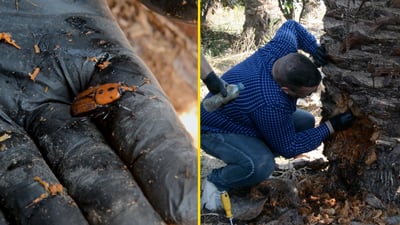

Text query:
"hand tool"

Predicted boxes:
[[202, 83, 244, 112], [221, 191, 234, 225]]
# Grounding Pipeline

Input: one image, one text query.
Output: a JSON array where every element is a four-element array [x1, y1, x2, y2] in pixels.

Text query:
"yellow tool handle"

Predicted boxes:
[[221, 191, 233, 218]]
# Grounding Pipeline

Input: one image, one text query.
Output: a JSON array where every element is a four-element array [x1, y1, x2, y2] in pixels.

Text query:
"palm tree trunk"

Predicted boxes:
[[242, 0, 276, 46], [321, 0, 400, 205]]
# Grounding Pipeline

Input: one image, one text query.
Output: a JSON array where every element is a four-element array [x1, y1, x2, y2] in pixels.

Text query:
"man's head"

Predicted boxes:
[[272, 53, 321, 98]]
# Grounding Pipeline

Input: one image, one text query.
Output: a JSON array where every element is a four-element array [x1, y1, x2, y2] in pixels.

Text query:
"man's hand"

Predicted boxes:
[[0, 1, 197, 224], [203, 71, 227, 97], [313, 46, 328, 67], [329, 111, 355, 132]]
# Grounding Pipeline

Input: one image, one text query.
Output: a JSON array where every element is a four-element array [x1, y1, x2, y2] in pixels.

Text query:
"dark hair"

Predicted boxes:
[[275, 53, 321, 90]]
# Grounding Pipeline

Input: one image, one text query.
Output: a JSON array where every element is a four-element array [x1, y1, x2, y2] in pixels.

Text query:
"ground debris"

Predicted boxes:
[[202, 169, 400, 224], [386, 215, 400, 225], [365, 193, 385, 209], [251, 178, 299, 208], [296, 172, 400, 225]]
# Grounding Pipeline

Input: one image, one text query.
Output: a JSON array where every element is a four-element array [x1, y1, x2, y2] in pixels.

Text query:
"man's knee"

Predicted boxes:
[[251, 155, 275, 183], [293, 109, 315, 131]]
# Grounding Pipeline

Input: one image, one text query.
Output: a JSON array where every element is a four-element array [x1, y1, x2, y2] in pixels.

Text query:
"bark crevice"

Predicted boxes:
[[322, 0, 400, 206]]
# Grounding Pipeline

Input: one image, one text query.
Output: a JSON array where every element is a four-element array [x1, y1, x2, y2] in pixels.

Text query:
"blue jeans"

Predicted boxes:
[[201, 109, 315, 191]]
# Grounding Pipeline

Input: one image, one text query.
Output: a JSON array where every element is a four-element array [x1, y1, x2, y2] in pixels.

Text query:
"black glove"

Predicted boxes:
[[203, 71, 228, 97], [0, 2, 197, 224], [313, 46, 328, 67], [329, 111, 355, 132]]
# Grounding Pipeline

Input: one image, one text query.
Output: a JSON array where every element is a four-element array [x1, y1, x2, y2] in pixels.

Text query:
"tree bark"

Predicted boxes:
[[242, 0, 275, 46], [301, 0, 320, 21], [107, 0, 198, 114], [321, 0, 400, 206]]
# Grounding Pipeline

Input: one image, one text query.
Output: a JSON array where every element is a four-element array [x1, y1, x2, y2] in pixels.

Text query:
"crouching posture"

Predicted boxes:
[[200, 20, 354, 210], [0, 1, 197, 224]]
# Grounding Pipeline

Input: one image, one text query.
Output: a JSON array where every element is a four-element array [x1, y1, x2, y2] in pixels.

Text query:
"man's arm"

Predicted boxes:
[[250, 105, 331, 158], [201, 54, 227, 96], [260, 20, 322, 62], [250, 105, 354, 158]]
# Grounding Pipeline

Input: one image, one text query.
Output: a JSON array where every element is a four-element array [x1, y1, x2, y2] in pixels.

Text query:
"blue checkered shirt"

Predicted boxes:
[[201, 20, 331, 158]]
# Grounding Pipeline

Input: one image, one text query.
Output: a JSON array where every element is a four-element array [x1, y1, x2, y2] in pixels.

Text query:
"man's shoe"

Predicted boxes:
[[201, 179, 222, 211]]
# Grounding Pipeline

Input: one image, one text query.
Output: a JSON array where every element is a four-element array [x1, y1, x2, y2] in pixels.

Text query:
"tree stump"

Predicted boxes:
[[321, 0, 400, 205]]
